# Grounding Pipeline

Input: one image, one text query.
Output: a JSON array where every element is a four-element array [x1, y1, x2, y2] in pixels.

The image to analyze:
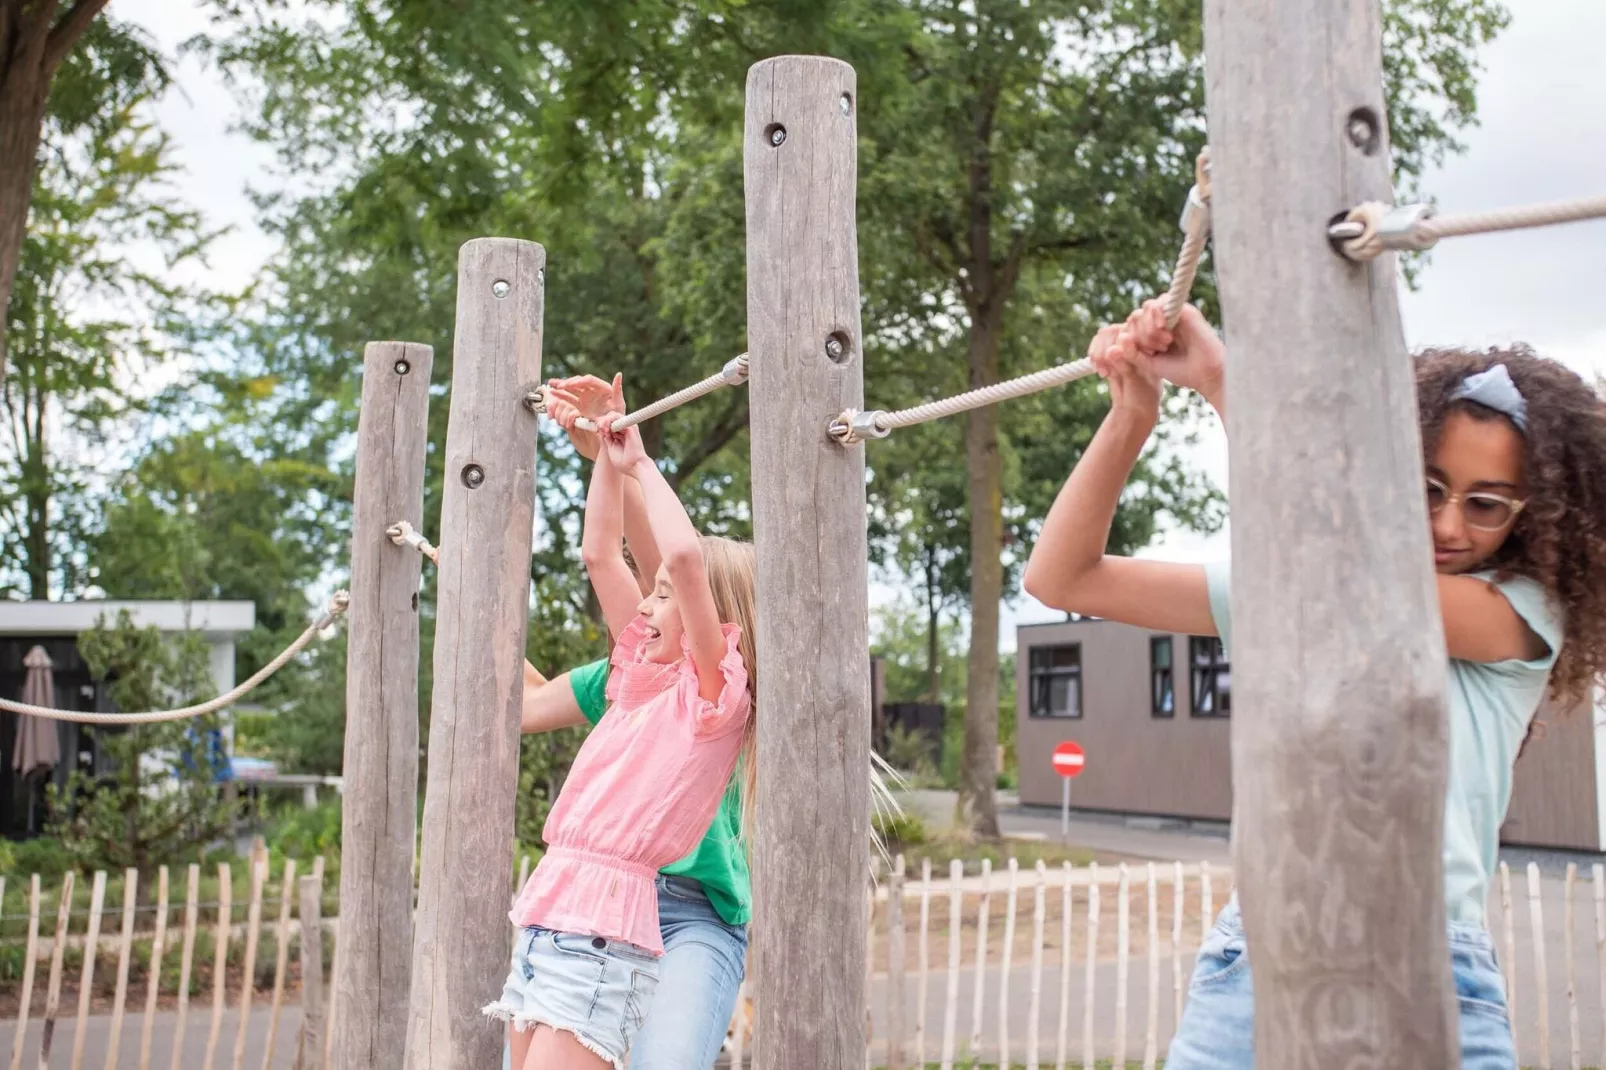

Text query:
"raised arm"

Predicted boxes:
[[521, 666, 588, 733], [582, 442, 647, 640], [599, 416, 728, 704]]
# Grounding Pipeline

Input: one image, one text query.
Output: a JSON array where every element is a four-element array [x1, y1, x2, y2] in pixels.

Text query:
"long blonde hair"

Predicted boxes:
[[700, 536, 759, 846]]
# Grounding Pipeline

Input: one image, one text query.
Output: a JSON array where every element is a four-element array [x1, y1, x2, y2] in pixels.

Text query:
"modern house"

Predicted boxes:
[[1015, 616, 1606, 853], [0, 600, 256, 839]]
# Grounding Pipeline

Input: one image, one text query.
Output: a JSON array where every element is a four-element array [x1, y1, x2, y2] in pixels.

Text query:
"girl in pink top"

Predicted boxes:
[[485, 390, 756, 1070]]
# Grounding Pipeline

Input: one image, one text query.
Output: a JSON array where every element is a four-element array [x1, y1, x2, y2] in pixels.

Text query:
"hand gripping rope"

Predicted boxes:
[[829, 150, 1214, 446]]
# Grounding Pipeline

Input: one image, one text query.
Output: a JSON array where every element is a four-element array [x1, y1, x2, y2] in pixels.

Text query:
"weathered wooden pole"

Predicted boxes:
[[1202, 1, 1457, 1065], [335, 340, 432, 1070], [744, 55, 872, 1070], [404, 239, 545, 1070]]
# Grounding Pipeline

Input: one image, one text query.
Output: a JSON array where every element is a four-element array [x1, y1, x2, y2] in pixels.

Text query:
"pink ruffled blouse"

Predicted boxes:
[[509, 615, 751, 955]]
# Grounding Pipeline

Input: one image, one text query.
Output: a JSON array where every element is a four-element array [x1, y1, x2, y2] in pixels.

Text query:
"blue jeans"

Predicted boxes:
[[504, 875, 748, 1070], [1169, 900, 1517, 1069]]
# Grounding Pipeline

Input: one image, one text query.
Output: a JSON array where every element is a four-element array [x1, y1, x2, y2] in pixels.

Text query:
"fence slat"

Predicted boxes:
[[916, 857, 932, 1068], [969, 858, 992, 1066], [38, 871, 75, 1070], [1529, 862, 1551, 1070], [1144, 863, 1159, 1070], [11, 875, 40, 1070], [1565, 863, 1580, 1070], [296, 875, 326, 1070], [1114, 864, 1130, 1069], [105, 868, 139, 1070], [1502, 860, 1520, 1057], [1200, 861, 1213, 947], [171, 865, 200, 1070], [1027, 861, 1047, 1070], [69, 870, 108, 1070], [866, 863, 878, 1070], [204, 864, 233, 1070], [263, 859, 298, 1070], [728, 981, 747, 1069], [1172, 861, 1185, 1031], [234, 853, 268, 1070], [888, 855, 907, 1070], [139, 866, 169, 1070], [1082, 864, 1100, 1070], [1055, 863, 1073, 1070], [999, 857, 1018, 1067], [1594, 864, 1605, 1070], [940, 860, 962, 1070]]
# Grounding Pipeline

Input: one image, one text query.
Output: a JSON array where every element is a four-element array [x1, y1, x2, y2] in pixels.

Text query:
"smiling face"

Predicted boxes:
[[637, 563, 687, 664], [1426, 409, 1528, 575]]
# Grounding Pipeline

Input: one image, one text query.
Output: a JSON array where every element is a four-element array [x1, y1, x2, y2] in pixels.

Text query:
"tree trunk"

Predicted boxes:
[[924, 543, 941, 704], [22, 381, 47, 599], [958, 319, 1003, 838]]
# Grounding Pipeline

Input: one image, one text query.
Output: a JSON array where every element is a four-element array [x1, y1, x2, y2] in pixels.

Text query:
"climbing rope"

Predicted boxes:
[[526, 354, 750, 434], [0, 593, 350, 725], [1331, 192, 1606, 261], [831, 150, 1213, 446], [388, 520, 438, 563]]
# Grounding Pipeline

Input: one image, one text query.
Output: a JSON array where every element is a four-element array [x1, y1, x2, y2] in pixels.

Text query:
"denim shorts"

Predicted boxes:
[[484, 924, 661, 1070], [1169, 900, 1516, 1069]]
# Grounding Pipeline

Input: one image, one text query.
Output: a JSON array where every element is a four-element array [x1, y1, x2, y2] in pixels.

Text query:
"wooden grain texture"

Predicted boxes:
[[1082, 870, 1099, 1070], [888, 856, 906, 1070], [1566, 864, 1581, 1070], [1171, 862, 1185, 1031], [263, 859, 298, 1070], [11, 875, 38, 1070], [37, 871, 73, 1070], [1529, 863, 1552, 1068], [915, 858, 931, 1068], [69, 870, 106, 1070], [1595, 865, 1605, 1069], [405, 238, 544, 1070], [170, 866, 199, 1070], [338, 339, 432, 1070], [1202, 0, 1455, 1063], [106, 868, 138, 1069], [138, 867, 169, 1070], [298, 877, 326, 1070], [969, 859, 992, 1060], [1114, 865, 1129, 1069], [1027, 862, 1046, 1070], [234, 854, 267, 1070], [743, 54, 870, 1070], [1055, 864, 1073, 1070], [1144, 863, 1159, 1070], [940, 861, 962, 1070], [999, 858, 1019, 1066], [204, 865, 233, 1069]]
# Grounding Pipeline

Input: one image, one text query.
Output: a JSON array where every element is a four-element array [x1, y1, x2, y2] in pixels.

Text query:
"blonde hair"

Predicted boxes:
[[700, 535, 759, 848]]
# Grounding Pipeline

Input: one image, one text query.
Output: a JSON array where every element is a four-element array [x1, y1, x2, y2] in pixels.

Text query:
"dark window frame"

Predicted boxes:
[[1027, 643, 1083, 719], [1189, 635, 1231, 718], [1150, 635, 1175, 718]]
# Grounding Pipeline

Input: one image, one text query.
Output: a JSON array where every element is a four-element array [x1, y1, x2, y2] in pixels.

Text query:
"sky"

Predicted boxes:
[[116, 0, 1606, 648]]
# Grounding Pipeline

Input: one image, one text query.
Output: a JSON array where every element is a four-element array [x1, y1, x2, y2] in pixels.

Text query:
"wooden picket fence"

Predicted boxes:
[[4, 854, 1605, 1068]]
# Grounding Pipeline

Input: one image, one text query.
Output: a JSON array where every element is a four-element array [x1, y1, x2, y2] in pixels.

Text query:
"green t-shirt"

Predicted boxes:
[[568, 658, 751, 926]]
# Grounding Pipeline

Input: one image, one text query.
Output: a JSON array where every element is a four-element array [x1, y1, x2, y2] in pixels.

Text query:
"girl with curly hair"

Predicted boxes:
[[1023, 298, 1606, 1069]]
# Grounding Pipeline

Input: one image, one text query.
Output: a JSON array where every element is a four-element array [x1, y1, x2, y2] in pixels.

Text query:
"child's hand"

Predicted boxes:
[[1088, 321, 1162, 420], [597, 412, 650, 473], [544, 392, 601, 460], [1124, 300, 1225, 408], [546, 373, 626, 461]]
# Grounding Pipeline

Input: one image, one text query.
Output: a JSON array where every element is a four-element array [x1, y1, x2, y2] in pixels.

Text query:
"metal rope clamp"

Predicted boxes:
[[1374, 202, 1437, 252], [829, 408, 890, 446], [1179, 182, 1211, 241], [721, 354, 751, 385]]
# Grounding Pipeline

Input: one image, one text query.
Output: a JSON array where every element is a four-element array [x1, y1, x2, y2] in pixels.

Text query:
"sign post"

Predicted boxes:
[[1051, 741, 1086, 844]]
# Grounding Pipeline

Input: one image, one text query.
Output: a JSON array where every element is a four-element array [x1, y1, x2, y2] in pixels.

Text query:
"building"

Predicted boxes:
[[1015, 616, 1606, 852], [0, 600, 256, 839]]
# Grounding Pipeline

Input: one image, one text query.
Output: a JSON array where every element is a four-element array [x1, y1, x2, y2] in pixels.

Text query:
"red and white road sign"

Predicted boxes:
[[1051, 741, 1086, 778]]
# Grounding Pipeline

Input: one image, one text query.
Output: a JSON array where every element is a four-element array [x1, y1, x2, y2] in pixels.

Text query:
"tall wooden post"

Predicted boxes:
[[744, 55, 872, 1070], [335, 340, 432, 1070], [404, 239, 545, 1070], [1202, 1, 1457, 1065]]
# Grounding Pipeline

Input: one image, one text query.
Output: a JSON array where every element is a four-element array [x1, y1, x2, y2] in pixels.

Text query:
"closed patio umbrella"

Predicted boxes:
[[13, 645, 62, 776]]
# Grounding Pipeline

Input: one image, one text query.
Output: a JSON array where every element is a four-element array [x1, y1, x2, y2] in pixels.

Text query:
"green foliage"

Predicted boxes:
[[872, 809, 929, 849], [47, 612, 233, 873], [4, 835, 76, 878], [261, 798, 342, 865]]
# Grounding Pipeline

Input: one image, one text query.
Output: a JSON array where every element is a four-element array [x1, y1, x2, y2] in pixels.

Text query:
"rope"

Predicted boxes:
[[526, 354, 750, 434], [831, 150, 1213, 445], [0, 593, 350, 725], [1334, 192, 1606, 261], [388, 520, 438, 564]]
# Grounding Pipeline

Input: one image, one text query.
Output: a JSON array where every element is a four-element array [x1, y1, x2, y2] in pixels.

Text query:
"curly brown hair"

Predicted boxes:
[[1415, 346, 1606, 702]]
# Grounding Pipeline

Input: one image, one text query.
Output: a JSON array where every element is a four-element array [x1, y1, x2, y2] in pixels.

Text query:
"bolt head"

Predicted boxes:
[[492, 280, 511, 298]]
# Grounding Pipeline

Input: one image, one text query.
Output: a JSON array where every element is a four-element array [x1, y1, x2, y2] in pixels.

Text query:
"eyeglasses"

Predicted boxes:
[[1426, 476, 1526, 532]]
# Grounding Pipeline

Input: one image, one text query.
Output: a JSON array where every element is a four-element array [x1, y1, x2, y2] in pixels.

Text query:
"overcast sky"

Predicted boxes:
[[117, 0, 1606, 647]]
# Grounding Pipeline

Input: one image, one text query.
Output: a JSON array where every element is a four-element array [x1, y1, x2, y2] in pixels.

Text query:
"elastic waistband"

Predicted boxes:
[[545, 845, 658, 882]]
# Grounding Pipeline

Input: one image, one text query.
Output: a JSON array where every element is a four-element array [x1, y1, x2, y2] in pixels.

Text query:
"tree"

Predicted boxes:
[[0, 1, 143, 380], [49, 611, 232, 873], [0, 20, 208, 599]]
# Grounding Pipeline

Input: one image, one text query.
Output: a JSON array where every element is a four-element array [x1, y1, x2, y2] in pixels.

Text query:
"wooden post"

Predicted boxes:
[[404, 238, 545, 1070], [298, 876, 326, 1070], [336, 338, 432, 1070], [1201, 0, 1456, 1063], [107, 868, 138, 1070], [170, 865, 200, 1070], [263, 859, 298, 1070], [744, 54, 871, 1070], [69, 870, 106, 1070], [11, 874, 39, 1070], [139, 866, 169, 1070], [38, 870, 73, 1070]]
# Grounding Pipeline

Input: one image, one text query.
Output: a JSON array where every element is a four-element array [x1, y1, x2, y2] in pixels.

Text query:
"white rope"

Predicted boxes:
[[527, 354, 750, 434], [832, 150, 1213, 445], [1334, 192, 1606, 261], [0, 593, 350, 725]]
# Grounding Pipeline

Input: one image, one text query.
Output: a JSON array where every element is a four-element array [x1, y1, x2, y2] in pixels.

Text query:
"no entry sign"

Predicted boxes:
[[1051, 740, 1086, 778]]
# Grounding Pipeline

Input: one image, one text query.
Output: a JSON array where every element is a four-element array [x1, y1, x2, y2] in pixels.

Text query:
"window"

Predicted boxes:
[[1190, 636, 1231, 717], [1151, 636, 1174, 717], [1028, 644, 1082, 718]]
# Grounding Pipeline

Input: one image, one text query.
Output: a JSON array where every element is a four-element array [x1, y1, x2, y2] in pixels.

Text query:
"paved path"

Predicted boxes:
[[2, 1005, 309, 1070]]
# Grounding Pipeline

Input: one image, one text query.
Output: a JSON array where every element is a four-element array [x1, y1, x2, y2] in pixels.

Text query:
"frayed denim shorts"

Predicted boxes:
[[483, 925, 661, 1070], [1169, 899, 1516, 1069]]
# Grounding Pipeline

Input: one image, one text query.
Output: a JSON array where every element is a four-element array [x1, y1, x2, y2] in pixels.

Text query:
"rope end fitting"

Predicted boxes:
[[1331, 201, 1436, 261], [829, 409, 890, 446], [330, 590, 351, 616], [722, 354, 751, 385], [523, 387, 546, 414]]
